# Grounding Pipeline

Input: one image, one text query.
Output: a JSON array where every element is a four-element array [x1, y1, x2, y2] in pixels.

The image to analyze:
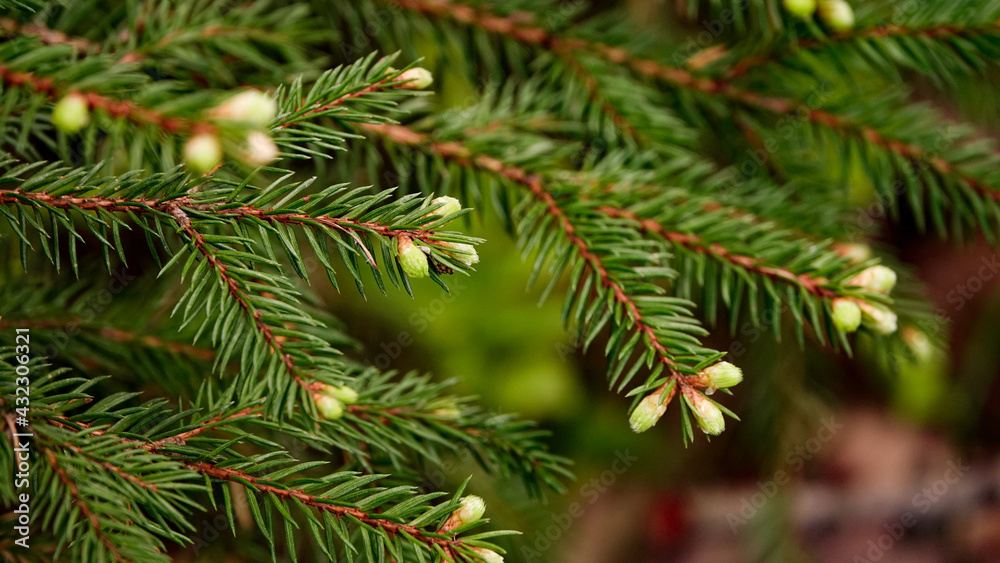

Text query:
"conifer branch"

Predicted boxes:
[[0, 65, 213, 135], [42, 448, 124, 561], [596, 205, 838, 299], [364, 122, 687, 373], [726, 21, 1000, 78], [380, 0, 1000, 207]]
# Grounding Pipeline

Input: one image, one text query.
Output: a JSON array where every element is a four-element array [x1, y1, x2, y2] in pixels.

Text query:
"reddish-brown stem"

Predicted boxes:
[[0, 18, 100, 52], [44, 448, 124, 561], [41, 414, 466, 556], [363, 122, 681, 372], [596, 206, 837, 298], [60, 442, 160, 491], [166, 204, 307, 384], [0, 317, 218, 360], [726, 21, 1000, 78], [381, 0, 1000, 203], [279, 78, 396, 128], [0, 190, 442, 245], [0, 65, 212, 135], [145, 406, 261, 451], [186, 460, 464, 553]]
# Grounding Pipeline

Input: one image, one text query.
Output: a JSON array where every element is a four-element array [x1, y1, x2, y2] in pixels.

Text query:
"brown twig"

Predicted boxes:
[[363, 122, 683, 372], [44, 448, 124, 561], [725, 21, 1000, 78], [381, 0, 1000, 204], [596, 205, 837, 298]]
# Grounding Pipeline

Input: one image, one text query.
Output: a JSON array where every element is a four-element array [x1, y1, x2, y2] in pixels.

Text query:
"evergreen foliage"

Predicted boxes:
[[0, 0, 992, 559]]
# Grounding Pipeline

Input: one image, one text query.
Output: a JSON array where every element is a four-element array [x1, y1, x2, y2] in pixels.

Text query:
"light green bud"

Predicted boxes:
[[183, 134, 223, 174], [683, 387, 725, 436], [701, 362, 743, 389], [398, 236, 429, 278], [831, 298, 862, 333], [819, 0, 854, 31], [52, 93, 90, 133], [783, 0, 817, 19], [314, 394, 344, 420], [398, 67, 433, 90]]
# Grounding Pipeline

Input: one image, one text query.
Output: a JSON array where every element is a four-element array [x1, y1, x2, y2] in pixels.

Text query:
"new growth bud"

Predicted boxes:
[[209, 90, 277, 127], [857, 301, 898, 335], [320, 384, 359, 405], [440, 242, 479, 267], [831, 298, 862, 333], [682, 386, 725, 436], [398, 67, 434, 90], [473, 548, 504, 563], [241, 131, 279, 166], [629, 386, 672, 433], [441, 495, 487, 531], [903, 327, 935, 362], [52, 93, 90, 133], [314, 393, 344, 420], [782, 0, 817, 19], [701, 362, 743, 390], [818, 0, 854, 31], [183, 134, 223, 174], [849, 265, 897, 295], [429, 196, 462, 217], [833, 243, 872, 264], [398, 235, 429, 278]]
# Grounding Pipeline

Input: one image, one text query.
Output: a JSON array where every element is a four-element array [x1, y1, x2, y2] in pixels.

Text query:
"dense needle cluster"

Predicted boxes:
[[1, 0, 995, 559]]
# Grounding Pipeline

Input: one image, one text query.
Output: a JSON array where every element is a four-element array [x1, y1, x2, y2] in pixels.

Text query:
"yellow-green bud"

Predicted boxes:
[[429, 196, 462, 217], [849, 265, 897, 295], [833, 242, 872, 264], [831, 298, 862, 333], [783, 0, 817, 19], [398, 236, 429, 278], [318, 384, 359, 405], [441, 242, 479, 267], [52, 93, 90, 133], [314, 393, 344, 420], [209, 90, 277, 127], [857, 301, 898, 335], [701, 362, 743, 390], [240, 131, 279, 166], [398, 67, 433, 90], [629, 390, 669, 433], [473, 548, 504, 563], [442, 495, 486, 531], [903, 327, 934, 362], [682, 387, 725, 436], [818, 0, 854, 31], [183, 134, 223, 174]]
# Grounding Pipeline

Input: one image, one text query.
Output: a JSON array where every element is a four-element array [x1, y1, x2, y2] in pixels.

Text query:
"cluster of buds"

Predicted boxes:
[[630, 361, 742, 435], [397, 196, 479, 279], [782, 0, 854, 30], [184, 90, 280, 174], [440, 495, 486, 533], [832, 265, 899, 335], [312, 383, 360, 421]]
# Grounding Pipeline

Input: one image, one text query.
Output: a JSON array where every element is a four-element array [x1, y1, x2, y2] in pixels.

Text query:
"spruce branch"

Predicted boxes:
[[0, 64, 214, 135]]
